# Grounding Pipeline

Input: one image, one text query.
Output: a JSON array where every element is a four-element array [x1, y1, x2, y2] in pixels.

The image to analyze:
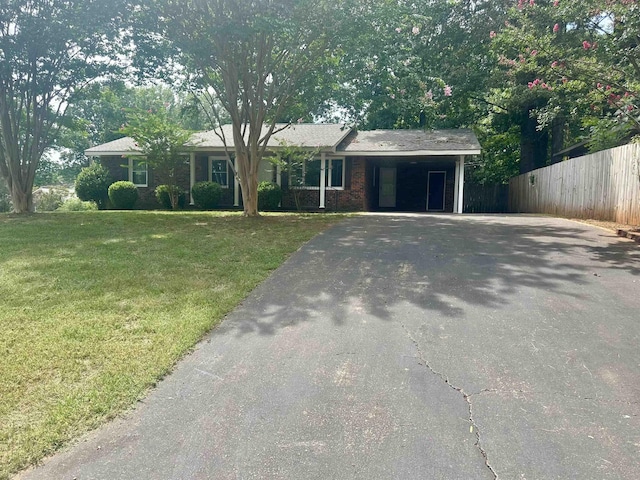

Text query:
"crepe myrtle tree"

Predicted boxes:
[[120, 108, 193, 210], [0, 0, 130, 213], [141, 0, 348, 216], [489, 0, 640, 166]]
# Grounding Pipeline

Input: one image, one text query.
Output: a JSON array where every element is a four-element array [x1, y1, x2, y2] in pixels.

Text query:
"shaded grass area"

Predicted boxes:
[[0, 211, 343, 479]]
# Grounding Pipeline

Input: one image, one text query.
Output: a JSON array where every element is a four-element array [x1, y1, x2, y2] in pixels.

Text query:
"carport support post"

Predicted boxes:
[[457, 155, 465, 213], [189, 152, 196, 205], [319, 153, 326, 209]]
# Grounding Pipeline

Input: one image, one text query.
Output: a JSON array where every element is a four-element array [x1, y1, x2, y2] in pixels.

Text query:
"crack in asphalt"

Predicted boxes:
[[401, 323, 499, 480]]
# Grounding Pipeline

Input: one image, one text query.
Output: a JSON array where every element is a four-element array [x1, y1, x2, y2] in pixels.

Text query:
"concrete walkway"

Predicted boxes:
[[21, 215, 640, 479]]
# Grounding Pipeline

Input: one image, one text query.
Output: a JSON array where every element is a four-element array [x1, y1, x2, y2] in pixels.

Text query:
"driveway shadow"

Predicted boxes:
[[221, 215, 640, 337]]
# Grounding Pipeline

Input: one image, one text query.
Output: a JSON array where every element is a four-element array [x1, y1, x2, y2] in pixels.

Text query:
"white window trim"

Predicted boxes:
[[208, 156, 230, 188], [129, 158, 148, 187], [292, 157, 345, 190], [326, 157, 346, 190]]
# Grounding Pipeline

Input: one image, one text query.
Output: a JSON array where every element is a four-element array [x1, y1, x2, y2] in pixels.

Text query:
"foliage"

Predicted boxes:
[[271, 141, 320, 211], [191, 181, 222, 210], [57, 198, 98, 212], [120, 108, 193, 209], [33, 188, 67, 212], [142, 0, 349, 216], [0, 0, 130, 213], [258, 182, 282, 211], [0, 211, 343, 478], [60, 83, 216, 166], [0, 178, 12, 213], [488, 0, 640, 171], [155, 184, 186, 210], [75, 163, 112, 210], [108, 181, 139, 210]]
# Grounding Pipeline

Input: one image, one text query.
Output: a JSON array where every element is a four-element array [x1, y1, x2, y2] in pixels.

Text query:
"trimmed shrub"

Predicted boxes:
[[108, 181, 138, 209], [75, 163, 111, 209], [58, 198, 98, 211], [191, 181, 222, 210], [155, 184, 185, 209], [258, 181, 282, 211]]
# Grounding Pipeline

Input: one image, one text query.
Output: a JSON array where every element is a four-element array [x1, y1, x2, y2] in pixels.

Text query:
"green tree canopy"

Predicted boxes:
[[0, 0, 130, 213]]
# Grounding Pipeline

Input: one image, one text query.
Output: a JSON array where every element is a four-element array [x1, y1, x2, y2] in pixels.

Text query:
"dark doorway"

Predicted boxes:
[[427, 171, 446, 211]]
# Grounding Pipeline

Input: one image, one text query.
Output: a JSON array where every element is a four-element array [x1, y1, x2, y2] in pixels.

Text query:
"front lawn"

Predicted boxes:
[[0, 211, 342, 479]]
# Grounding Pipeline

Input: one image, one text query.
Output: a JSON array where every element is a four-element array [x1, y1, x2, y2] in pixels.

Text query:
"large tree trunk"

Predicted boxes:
[[235, 150, 260, 217], [520, 109, 549, 174], [239, 170, 259, 217], [10, 182, 34, 213]]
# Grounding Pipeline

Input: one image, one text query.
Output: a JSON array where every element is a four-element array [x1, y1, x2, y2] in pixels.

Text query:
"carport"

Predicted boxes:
[[336, 129, 481, 213]]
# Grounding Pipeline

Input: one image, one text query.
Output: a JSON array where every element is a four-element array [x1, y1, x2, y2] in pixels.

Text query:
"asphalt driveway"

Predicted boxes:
[[21, 214, 640, 479]]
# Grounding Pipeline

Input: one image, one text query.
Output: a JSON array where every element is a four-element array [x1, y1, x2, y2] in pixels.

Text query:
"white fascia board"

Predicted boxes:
[[84, 151, 143, 157], [190, 146, 337, 154], [340, 150, 481, 157]]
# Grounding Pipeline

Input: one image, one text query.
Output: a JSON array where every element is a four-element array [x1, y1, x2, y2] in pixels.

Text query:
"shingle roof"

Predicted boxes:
[[84, 136, 140, 156], [85, 125, 482, 157], [337, 129, 481, 155], [189, 123, 351, 149], [85, 124, 351, 156]]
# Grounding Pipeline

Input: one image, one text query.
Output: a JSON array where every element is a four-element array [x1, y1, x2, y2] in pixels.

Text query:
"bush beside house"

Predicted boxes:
[[191, 181, 222, 209], [108, 181, 138, 209], [75, 163, 112, 209], [258, 181, 282, 211], [155, 184, 186, 209]]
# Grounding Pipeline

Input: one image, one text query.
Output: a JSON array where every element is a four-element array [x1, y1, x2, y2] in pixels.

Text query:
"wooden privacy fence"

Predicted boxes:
[[463, 183, 509, 213], [509, 144, 640, 225]]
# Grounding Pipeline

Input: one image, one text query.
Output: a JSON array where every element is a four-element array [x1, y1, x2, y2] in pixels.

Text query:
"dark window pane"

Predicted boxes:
[[211, 159, 228, 187], [132, 160, 147, 186], [305, 159, 320, 187], [132, 171, 147, 186], [331, 159, 343, 187]]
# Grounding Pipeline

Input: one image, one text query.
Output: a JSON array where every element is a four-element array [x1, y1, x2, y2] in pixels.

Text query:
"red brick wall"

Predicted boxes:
[[101, 156, 158, 208], [280, 157, 366, 211], [101, 155, 238, 209]]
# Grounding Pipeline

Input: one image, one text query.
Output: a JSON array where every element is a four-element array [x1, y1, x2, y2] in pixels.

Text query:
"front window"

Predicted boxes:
[[131, 159, 147, 187], [304, 159, 321, 187], [288, 157, 345, 189], [326, 158, 344, 188], [210, 157, 229, 187]]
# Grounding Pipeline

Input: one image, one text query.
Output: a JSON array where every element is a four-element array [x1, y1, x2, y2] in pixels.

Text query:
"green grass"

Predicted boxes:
[[0, 211, 343, 479]]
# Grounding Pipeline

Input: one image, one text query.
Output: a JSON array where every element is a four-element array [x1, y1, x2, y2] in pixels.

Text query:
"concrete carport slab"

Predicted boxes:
[[20, 214, 640, 480]]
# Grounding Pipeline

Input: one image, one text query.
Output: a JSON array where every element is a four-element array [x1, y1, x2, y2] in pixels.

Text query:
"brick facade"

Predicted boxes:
[[280, 158, 366, 211], [101, 154, 458, 212]]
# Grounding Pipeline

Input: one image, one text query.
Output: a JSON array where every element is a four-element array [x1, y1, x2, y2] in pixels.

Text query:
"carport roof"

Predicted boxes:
[[336, 129, 481, 156]]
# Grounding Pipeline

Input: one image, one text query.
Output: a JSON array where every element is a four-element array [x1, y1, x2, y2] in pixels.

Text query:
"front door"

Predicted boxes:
[[379, 167, 397, 208], [427, 171, 446, 211]]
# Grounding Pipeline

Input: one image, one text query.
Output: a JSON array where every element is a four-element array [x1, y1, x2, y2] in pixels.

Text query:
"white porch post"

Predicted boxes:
[[233, 157, 240, 207], [276, 165, 282, 208], [189, 152, 196, 205], [319, 153, 326, 209], [457, 155, 465, 214], [453, 158, 460, 214]]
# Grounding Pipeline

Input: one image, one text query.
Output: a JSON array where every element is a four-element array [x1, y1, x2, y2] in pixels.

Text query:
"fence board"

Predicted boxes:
[[463, 183, 509, 213], [509, 144, 640, 225]]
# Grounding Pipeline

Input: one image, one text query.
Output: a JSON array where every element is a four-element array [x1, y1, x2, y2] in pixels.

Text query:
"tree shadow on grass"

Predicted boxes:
[[220, 214, 640, 337]]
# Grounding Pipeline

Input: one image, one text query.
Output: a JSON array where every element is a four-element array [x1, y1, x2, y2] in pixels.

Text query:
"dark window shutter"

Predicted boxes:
[[345, 158, 352, 189]]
